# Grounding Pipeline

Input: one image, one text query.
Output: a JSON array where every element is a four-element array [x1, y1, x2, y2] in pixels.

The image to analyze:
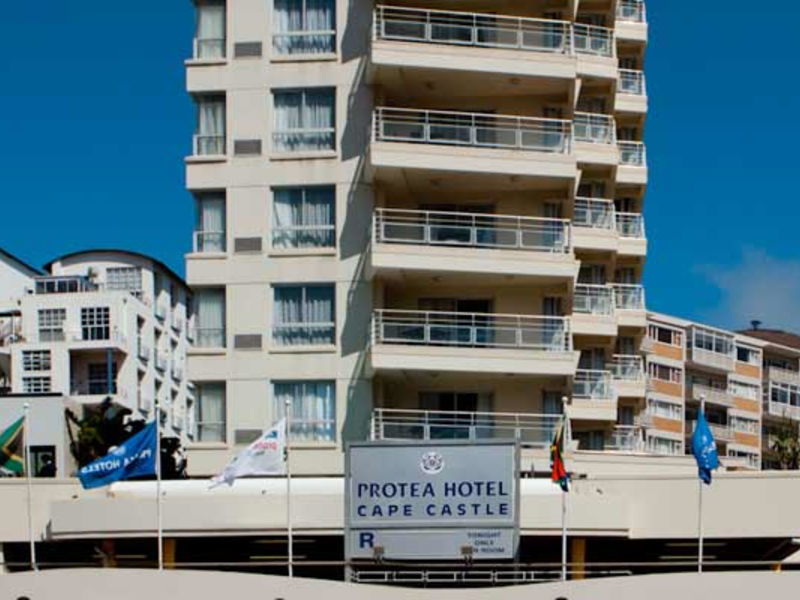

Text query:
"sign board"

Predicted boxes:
[[345, 440, 519, 561]]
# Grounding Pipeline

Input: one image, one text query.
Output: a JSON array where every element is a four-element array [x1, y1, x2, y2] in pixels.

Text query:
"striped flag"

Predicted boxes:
[[0, 416, 25, 476], [550, 422, 569, 492]]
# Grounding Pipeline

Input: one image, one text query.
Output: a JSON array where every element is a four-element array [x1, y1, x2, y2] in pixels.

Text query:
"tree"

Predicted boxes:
[[771, 421, 800, 470]]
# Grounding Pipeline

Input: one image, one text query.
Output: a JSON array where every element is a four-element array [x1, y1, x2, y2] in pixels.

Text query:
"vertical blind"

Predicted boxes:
[[273, 284, 335, 346], [273, 380, 336, 441], [272, 186, 335, 248], [273, 0, 336, 55], [273, 88, 335, 152]]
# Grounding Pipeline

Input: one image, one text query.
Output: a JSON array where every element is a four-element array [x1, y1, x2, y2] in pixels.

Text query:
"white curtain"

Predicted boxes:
[[198, 98, 225, 155], [273, 187, 334, 248], [198, 195, 226, 251], [197, 2, 226, 58], [272, 188, 303, 249], [274, 0, 335, 55], [273, 285, 334, 346], [274, 381, 335, 441], [305, 89, 335, 150], [198, 383, 225, 441], [196, 289, 225, 347], [273, 90, 333, 152]]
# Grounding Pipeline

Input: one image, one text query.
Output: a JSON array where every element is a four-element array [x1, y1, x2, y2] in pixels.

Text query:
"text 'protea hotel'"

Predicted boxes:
[[185, 0, 650, 476]]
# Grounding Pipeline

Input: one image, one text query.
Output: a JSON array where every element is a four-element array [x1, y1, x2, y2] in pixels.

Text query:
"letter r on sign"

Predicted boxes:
[[359, 532, 375, 549]]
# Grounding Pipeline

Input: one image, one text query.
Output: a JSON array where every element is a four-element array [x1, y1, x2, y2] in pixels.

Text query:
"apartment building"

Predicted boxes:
[[185, 0, 650, 476], [0, 249, 194, 477], [0, 249, 40, 391]]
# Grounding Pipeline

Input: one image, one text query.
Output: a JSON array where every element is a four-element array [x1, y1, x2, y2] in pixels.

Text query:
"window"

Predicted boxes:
[[196, 382, 226, 442], [693, 328, 733, 356], [38, 309, 66, 342], [273, 284, 335, 346], [730, 416, 759, 434], [647, 435, 681, 456], [107, 267, 142, 293], [87, 362, 117, 395], [195, 0, 226, 58], [647, 398, 682, 420], [648, 324, 683, 347], [272, 186, 335, 249], [273, 88, 335, 153], [195, 193, 226, 252], [195, 288, 226, 348], [81, 307, 110, 341], [727, 449, 759, 469], [770, 381, 800, 407], [273, 0, 335, 56], [273, 380, 335, 442], [736, 345, 760, 365], [30, 446, 57, 478], [22, 350, 51, 372], [729, 380, 759, 400], [647, 361, 681, 383], [23, 377, 51, 394], [195, 95, 226, 155]]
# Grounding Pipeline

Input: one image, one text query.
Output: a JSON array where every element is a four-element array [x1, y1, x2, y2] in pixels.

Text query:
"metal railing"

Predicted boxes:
[[617, 0, 647, 23], [612, 284, 645, 310], [374, 107, 573, 154], [611, 354, 644, 381], [573, 197, 614, 229], [371, 408, 564, 447], [618, 141, 646, 166], [764, 399, 800, 420], [272, 225, 336, 249], [574, 284, 614, 315], [193, 231, 226, 253], [690, 383, 734, 408], [273, 30, 336, 56], [372, 309, 572, 352], [373, 208, 572, 254], [193, 134, 225, 156], [573, 23, 614, 57], [374, 5, 573, 55], [573, 369, 614, 400], [195, 327, 226, 348], [34, 275, 98, 294], [70, 380, 122, 397], [607, 425, 644, 452], [767, 365, 800, 385], [618, 69, 646, 95], [573, 112, 616, 144], [193, 37, 226, 59], [616, 212, 645, 238]]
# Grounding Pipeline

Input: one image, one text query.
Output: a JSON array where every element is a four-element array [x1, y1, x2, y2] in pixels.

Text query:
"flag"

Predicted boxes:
[[0, 416, 24, 476], [212, 419, 286, 487], [691, 410, 719, 485], [550, 422, 569, 492], [78, 421, 157, 489]]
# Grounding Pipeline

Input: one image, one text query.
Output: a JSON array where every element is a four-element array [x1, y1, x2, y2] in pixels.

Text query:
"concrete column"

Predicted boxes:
[[163, 538, 177, 569], [570, 537, 586, 580]]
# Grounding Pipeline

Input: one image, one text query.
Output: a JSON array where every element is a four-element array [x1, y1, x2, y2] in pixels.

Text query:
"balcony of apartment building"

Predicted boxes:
[[68, 349, 128, 406], [611, 354, 646, 397], [573, 112, 619, 165], [370, 308, 579, 376], [370, 206, 579, 281], [763, 378, 800, 421], [617, 140, 647, 184], [615, 0, 648, 43], [572, 424, 645, 453], [572, 284, 616, 336], [566, 369, 617, 421], [688, 326, 735, 373], [613, 283, 646, 327], [687, 381, 735, 409], [571, 198, 646, 255], [185, 0, 227, 93], [616, 69, 648, 114]]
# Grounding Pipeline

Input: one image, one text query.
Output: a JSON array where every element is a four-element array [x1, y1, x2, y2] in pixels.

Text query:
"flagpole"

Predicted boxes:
[[285, 398, 293, 578], [698, 394, 705, 574], [155, 397, 163, 571], [23, 403, 37, 571], [561, 395, 569, 582]]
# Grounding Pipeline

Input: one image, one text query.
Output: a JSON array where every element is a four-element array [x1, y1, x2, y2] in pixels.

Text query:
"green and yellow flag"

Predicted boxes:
[[0, 417, 24, 475]]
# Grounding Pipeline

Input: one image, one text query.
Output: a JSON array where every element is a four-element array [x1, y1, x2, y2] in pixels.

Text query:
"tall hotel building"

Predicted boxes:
[[184, 0, 650, 475]]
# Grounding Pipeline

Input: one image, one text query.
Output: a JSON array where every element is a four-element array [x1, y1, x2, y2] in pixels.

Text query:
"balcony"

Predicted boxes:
[[616, 212, 647, 255], [573, 23, 616, 78], [372, 6, 576, 81], [616, 0, 648, 42], [613, 283, 646, 327], [192, 37, 226, 61], [572, 198, 616, 251], [371, 208, 577, 280], [192, 134, 225, 157], [616, 69, 648, 113], [70, 380, 127, 406], [606, 425, 645, 453], [34, 275, 98, 295], [568, 369, 617, 420], [155, 300, 168, 322], [690, 345, 735, 372], [573, 112, 618, 165], [572, 284, 616, 336], [371, 107, 576, 181], [611, 354, 646, 397], [763, 399, 800, 421], [688, 383, 735, 409], [193, 231, 226, 254], [767, 366, 800, 386], [686, 420, 734, 443], [617, 141, 647, 184], [371, 408, 564, 448], [371, 309, 577, 376]]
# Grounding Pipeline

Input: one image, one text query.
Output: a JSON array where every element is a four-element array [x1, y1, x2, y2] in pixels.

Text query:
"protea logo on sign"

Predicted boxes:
[[345, 440, 520, 561]]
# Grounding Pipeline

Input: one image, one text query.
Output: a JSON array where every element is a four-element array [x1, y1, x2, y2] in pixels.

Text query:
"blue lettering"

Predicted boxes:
[[387, 504, 399, 516], [368, 483, 379, 498], [457, 504, 467, 516], [499, 503, 509, 516], [426, 504, 436, 516], [444, 482, 456, 497], [359, 532, 375, 549], [357, 483, 368, 498], [458, 482, 473, 497], [404, 505, 413, 516], [441, 504, 452, 516], [423, 483, 435, 497], [357, 505, 366, 517], [382, 483, 397, 498], [499, 481, 509, 496]]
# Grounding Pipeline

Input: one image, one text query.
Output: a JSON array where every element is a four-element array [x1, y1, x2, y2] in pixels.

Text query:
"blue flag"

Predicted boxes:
[[691, 411, 719, 485], [78, 421, 157, 489]]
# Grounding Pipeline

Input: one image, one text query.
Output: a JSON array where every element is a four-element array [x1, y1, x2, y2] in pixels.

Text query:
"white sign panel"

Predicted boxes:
[[349, 529, 517, 560]]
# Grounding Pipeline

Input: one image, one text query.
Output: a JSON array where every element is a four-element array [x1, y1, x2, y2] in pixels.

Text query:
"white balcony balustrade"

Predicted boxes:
[[573, 112, 617, 144], [607, 425, 645, 452], [617, 0, 647, 23], [573, 198, 615, 230], [193, 231, 226, 253], [193, 134, 225, 156], [373, 208, 571, 254], [618, 141, 646, 166], [689, 383, 734, 408], [611, 354, 645, 381], [195, 328, 225, 348], [371, 408, 564, 447], [573, 23, 614, 57], [34, 275, 98, 295], [193, 37, 226, 59], [374, 6, 573, 55], [372, 309, 572, 352], [613, 284, 645, 311], [616, 213, 645, 238], [618, 69, 646, 95], [765, 399, 800, 420], [573, 369, 614, 400], [374, 107, 573, 154], [767, 366, 800, 386], [574, 284, 615, 315]]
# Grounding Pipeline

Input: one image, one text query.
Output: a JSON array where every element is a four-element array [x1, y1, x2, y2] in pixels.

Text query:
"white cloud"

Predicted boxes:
[[699, 249, 800, 332]]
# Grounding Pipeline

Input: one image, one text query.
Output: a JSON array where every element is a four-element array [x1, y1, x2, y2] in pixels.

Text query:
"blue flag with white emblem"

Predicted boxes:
[[78, 421, 157, 489], [691, 410, 719, 485]]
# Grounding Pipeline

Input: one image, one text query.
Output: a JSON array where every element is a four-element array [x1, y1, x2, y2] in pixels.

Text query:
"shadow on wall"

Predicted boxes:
[[341, 364, 372, 445]]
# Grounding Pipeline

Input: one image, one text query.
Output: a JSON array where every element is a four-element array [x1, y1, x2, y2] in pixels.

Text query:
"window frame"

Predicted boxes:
[[270, 185, 336, 250], [271, 283, 336, 348], [22, 350, 51, 372], [38, 309, 66, 342], [80, 307, 111, 341], [271, 87, 336, 154], [271, 379, 337, 443], [195, 382, 227, 443], [272, 0, 337, 58]]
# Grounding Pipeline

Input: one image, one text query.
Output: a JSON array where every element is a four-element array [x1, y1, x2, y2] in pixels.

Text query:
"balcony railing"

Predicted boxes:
[[613, 284, 645, 310], [573, 112, 616, 144], [687, 420, 734, 443], [70, 380, 122, 397], [573, 197, 614, 230], [618, 141, 646, 166], [34, 275, 98, 295], [193, 231, 226, 253], [573, 23, 614, 57], [371, 408, 564, 447], [606, 425, 645, 452], [373, 208, 572, 254], [374, 5, 573, 55], [611, 354, 645, 381], [573, 369, 614, 400], [617, 0, 646, 23], [618, 69, 646, 95], [372, 309, 572, 352], [689, 383, 734, 408], [574, 284, 614, 315], [616, 213, 645, 238], [193, 37, 226, 59], [273, 30, 336, 56], [767, 366, 800, 385], [374, 107, 573, 154], [195, 327, 226, 349], [193, 134, 225, 156], [764, 399, 800, 420]]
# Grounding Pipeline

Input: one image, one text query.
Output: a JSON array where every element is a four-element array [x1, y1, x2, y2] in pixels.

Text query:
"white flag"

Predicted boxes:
[[212, 419, 286, 486]]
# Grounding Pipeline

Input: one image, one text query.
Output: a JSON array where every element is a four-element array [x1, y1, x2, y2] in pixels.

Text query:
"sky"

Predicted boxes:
[[2, 3, 800, 332]]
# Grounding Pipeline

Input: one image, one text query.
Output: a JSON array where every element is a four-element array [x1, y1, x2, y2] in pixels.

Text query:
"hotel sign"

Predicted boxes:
[[345, 441, 520, 561]]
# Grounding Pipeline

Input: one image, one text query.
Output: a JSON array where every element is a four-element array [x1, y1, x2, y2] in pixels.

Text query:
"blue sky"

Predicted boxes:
[[2, 3, 799, 331]]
